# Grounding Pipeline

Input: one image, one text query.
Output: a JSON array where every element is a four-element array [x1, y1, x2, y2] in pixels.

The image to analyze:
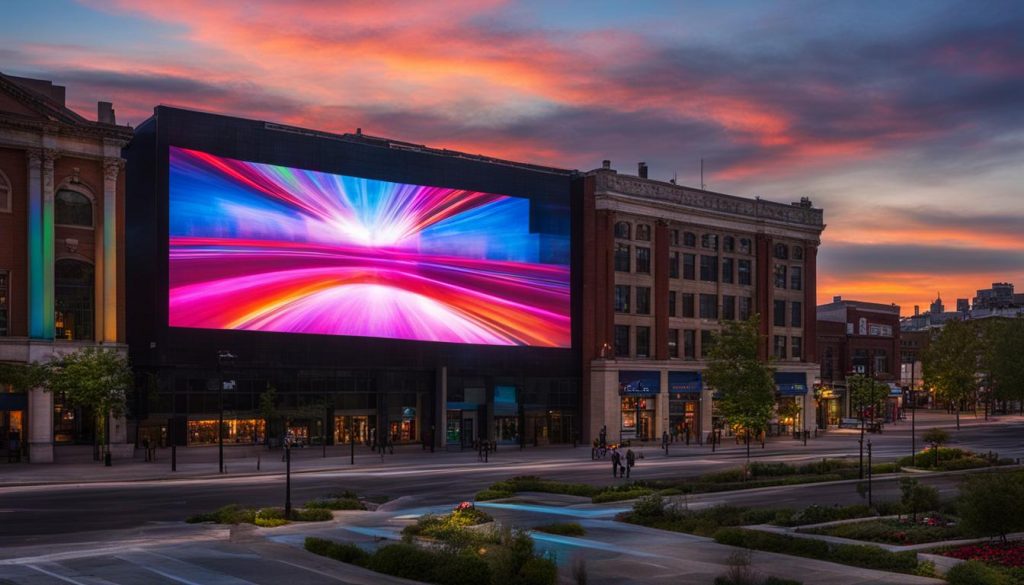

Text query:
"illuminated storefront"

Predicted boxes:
[[619, 371, 659, 441], [187, 418, 265, 445], [668, 371, 701, 442]]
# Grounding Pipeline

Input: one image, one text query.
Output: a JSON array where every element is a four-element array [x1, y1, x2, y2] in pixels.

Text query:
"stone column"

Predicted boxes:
[[101, 158, 123, 342], [26, 149, 44, 338], [41, 149, 57, 337], [803, 243, 818, 363], [653, 221, 669, 360], [28, 387, 54, 463]]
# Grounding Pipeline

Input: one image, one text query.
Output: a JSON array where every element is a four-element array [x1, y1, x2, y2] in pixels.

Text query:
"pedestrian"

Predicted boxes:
[[592, 437, 599, 460], [611, 448, 621, 478], [661, 430, 668, 449], [599, 426, 607, 450], [625, 448, 636, 478], [684, 422, 691, 445]]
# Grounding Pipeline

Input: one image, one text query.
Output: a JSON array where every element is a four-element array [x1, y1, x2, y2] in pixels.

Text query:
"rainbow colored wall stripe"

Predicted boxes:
[[168, 147, 571, 347]]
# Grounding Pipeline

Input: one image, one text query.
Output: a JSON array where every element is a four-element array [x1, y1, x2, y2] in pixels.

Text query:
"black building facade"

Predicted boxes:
[[125, 107, 581, 449]]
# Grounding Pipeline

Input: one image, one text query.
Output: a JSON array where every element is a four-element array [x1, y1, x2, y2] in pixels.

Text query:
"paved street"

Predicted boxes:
[[0, 412, 1019, 584]]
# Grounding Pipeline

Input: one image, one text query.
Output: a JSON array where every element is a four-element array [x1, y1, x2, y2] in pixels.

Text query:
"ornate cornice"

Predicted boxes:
[[593, 171, 824, 229], [103, 157, 125, 180]]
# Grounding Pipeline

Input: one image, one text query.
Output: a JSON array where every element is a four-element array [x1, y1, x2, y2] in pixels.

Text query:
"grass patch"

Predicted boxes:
[[620, 495, 789, 537], [186, 504, 333, 527], [802, 515, 964, 545], [533, 522, 585, 536], [306, 502, 557, 585], [896, 447, 1004, 471], [713, 527, 929, 575]]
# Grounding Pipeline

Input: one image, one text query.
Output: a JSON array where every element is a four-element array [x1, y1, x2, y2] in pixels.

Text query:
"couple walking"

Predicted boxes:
[[610, 447, 636, 478]]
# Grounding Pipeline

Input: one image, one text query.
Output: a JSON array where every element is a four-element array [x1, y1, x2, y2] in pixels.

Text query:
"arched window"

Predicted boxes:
[[635, 224, 651, 241], [739, 238, 751, 254], [683, 231, 696, 247], [614, 221, 631, 239], [774, 243, 789, 260], [701, 233, 718, 250], [792, 246, 804, 260], [0, 169, 11, 213], [55, 259, 94, 340], [55, 189, 93, 227], [723, 236, 735, 252]]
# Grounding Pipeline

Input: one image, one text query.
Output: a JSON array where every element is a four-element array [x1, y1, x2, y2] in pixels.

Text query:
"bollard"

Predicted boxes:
[[257, 455, 261, 471]]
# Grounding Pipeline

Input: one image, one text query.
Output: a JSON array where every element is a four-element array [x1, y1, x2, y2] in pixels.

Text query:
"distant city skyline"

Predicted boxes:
[[3, 0, 1021, 312]]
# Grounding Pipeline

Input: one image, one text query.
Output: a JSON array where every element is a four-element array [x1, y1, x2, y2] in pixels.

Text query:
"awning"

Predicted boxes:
[[0, 392, 27, 410], [888, 383, 904, 397], [619, 370, 660, 396], [775, 372, 808, 396], [493, 385, 518, 416], [669, 371, 702, 393]]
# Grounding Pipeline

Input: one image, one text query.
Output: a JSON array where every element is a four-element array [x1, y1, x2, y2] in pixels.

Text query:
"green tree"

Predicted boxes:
[[985, 319, 1024, 414], [0, 362, 49, 392], [703, 315, 775, 470], [43, 347, 132, 459], [922, 427, 949, 467], [258, 384, 279, 446], [899, 478, 939, 522], [848, 374, 888, 427], [958, 471, 1024, 542], [923, 319, 979, 429]]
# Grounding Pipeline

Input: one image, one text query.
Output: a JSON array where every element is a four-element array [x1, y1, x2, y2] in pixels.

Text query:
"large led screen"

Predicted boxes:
[[167, 147, 571, 347]]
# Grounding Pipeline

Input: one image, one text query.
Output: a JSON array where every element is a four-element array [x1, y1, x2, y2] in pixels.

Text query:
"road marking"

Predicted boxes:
[[274, 559, 355, 583], [25, 564, 91, 585]]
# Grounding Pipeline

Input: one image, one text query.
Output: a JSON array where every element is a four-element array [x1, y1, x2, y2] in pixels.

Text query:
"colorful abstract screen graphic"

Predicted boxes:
[[167, 147, 571, 347]]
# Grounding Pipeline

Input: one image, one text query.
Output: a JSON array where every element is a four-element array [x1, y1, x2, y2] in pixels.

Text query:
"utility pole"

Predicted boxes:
[[867, 440, 873, 506]]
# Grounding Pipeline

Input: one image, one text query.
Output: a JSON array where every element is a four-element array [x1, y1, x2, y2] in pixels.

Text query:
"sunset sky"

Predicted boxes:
[[3, 0, 1022, 315]]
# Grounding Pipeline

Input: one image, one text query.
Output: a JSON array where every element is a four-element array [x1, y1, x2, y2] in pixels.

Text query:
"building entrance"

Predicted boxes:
[[2, 409, 24, 462]]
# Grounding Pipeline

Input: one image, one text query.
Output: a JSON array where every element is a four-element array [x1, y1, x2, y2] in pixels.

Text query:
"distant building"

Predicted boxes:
[[816, 296, 902, 428], [929, 293, 944, 315], [956, 298, 969, 314], [973, 282, 1017, 310]]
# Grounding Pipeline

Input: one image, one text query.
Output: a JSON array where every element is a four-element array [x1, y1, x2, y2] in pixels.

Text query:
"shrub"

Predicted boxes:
[[533, 522, 584, 537], [305, 497, 365, 510], [958, 472, 1024, 541], [186, 504, 256, 524], [293, 508, 334, 522], [712, 528, 922, 574], [900, 478, 940, 521], [631, 494, 668, 519], [365, 543, 440, 581], [304, 537, 369, 565], [945, 560, 1012, 585], [476, 489, 514, 501], [779, 504, 873, 526], [592, 487, 653, 503], [431, 552, 491, 585], [516, 557, 558, 585]]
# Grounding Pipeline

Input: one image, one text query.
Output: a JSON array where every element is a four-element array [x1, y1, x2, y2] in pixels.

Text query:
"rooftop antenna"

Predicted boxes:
[[700, 158, 706, 190]]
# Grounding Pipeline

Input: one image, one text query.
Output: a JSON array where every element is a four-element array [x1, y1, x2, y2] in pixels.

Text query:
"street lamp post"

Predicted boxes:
[[867, 440, 873, 506], [910, 357, 916, 467], [216, 350, 236, 474], [284, 432, 293, 517]]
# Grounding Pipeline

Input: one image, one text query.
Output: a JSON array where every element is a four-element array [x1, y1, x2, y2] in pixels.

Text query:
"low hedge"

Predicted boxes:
[[305, 497, 366, 511], [533, 522, 585, 537], [186, 504, 332, 526], [712, 528, 923, 574], [945, 560, 1015, 585], [304, 537, 369, 564]]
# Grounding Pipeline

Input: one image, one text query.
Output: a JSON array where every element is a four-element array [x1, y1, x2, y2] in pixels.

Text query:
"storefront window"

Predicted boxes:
[[187, 418, 266, 445]]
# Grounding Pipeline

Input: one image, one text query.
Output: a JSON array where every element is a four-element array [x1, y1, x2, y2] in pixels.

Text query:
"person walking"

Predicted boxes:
[[611, 448, 621, 478], [661, 430, 669, 450], [625, 448, 636, 478]]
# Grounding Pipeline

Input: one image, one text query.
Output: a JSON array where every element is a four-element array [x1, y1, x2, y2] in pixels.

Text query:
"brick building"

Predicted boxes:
[[816, 296, 902, 427], [0, 73, 132, 462], [581, 162, 824, 444]]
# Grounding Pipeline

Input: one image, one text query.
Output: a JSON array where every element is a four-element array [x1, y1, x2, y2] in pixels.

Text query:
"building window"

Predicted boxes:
[[739, 238, 751, 254], [636, 247, 651, 273], [636, 224, 651, 241], [683, 253, 695, 279], [774, 243, 789, 260], [738, 297, 752, 321], [723, 236, 735, 252], [722, 257, 734, 284], [55, 259, 94, 340], [700, 294, 718, 320], [852, 349, 869, 373], [774, 264, 787, 288], [615, 244, 631, 272], [636, 286, 651, 314], [790, 266, 802, 291], [791, 301, 802, 328], [55, 189, 93, 227], [614, 325, 630, 357], [793, 246, 804, 260], [773, 335, 787, 359], [636, 326, 650, 358], [701, 233, 718, 250], [792, 336, 802, 360], [700, 255, 718, 282], [0, 170, 11, 213], [614, 221, 631, 239], [671, 229, 680, 246], [669, 251, 680, 278], [0, 270, 8, 336], [683, 330, 696, 359], [682, 293, 695, 318], [738, 259, 751, 286], [668, 328, 679, 358], [614, 285, 630, 313], [701, 330, 715, 357], [683, 231, 696, 247], [722, 295, 736, 321], [668, 291, 677, 317], [824, 347, 834, 379], [774, 300, 786, 327], [874, 350, 888, 374]]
